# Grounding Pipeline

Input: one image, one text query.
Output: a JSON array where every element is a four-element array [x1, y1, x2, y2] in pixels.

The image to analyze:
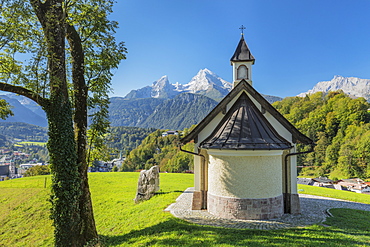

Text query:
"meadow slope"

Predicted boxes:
[[0, 173, 370, 246]]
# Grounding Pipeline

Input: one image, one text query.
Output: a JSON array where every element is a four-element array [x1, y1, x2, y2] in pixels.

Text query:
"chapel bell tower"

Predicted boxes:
[[230, 25, 255, 87]]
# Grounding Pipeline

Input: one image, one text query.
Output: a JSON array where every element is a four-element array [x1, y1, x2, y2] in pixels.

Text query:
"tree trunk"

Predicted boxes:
[[45, 98, 81, 247], [66, 23, 98, 243], [30, 1, 91, 246]]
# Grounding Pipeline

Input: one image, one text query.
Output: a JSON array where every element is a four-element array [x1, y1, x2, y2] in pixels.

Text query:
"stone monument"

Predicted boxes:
[[134, 166, 160, 203]]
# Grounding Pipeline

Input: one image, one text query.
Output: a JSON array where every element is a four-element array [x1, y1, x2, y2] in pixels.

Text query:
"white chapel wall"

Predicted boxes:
[[207, 153, 283, 199]]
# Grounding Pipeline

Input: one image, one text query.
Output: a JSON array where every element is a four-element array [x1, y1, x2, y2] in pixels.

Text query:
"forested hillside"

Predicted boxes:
[[86, 126, 157, 165], [121, 128, 194, 172], [139, 93, 218, 130], [109, 93, 218, 130], [108, 126, 156, 153], [0, 134, 8, 147], [0, 122, 48, 142], [273, 91, 370, 179]]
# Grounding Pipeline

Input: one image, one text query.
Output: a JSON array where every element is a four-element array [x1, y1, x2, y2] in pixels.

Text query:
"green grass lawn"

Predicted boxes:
[[298, 184, 370, 204], [0, 173, 369, 246]]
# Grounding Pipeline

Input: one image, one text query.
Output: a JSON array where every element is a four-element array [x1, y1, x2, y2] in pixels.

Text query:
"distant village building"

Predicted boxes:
[[298, 177, 370, 193], [337, 178, 370, 193], [89, 160, 114, 172], [297, 178, 314, 186], [0, 165, 10, 181], [111, 156, 125, 169], [312, 177, 335, 188], [0, 150, 34, 179], [0, 163, 17, 180], [89, 153, 125, 172], [0, 149, 12, 155], [180, 30, 314, 220], [162, 131, 179, 137]]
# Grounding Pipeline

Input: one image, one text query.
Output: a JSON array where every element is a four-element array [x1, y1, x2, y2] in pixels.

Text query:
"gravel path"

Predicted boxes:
[[164, 187, 370, 229]]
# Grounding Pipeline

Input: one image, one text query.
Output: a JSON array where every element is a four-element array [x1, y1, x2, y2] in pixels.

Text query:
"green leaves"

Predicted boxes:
[[0, 99, 13, 119], [24, 165, 51, 177], [0, 0, 47, 91], [122, 128, 195, 173]]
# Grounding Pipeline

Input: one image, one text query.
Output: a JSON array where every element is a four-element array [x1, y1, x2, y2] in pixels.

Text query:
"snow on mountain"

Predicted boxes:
[[124, 68, 233, 100], [173, 81, 184, 92], [124, 76, 176, 99], [150, 75, 178, 98], [183, 68, 232, 93], [298, 75, 370, 100]]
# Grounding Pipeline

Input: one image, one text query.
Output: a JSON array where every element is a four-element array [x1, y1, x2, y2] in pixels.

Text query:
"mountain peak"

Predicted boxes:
[[184, 68, 232, 93], [152, 75, 170, 88], [333, 75, 344, 80], [298, 76, 370, 100], [151, 75, 176, 98], [198, 68, 213, 74], [155, 75, 169, 82]]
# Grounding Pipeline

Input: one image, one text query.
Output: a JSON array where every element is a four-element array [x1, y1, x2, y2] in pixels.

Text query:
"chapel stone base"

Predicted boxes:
[[283, 193, 300, 215], [207, 193, 284, 220], [192, 191, 207, 210]]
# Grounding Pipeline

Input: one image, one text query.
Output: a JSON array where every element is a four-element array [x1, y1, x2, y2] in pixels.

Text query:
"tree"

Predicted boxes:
[[314, 131, 329, 175], [24, 164, 51, 177], [0, 1, 126, 246]]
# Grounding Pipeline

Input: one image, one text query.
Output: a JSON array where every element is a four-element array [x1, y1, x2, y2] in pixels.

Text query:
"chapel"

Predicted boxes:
[[180, 31, 314, 220]]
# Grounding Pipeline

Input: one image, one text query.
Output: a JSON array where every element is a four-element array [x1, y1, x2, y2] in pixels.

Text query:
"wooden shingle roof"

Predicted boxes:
[[180, 80, 314, 146], [200, 92, 292, 150]]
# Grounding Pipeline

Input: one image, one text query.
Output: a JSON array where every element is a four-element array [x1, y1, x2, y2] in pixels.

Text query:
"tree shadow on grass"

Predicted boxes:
[[324, 208, 370, 235], [100, 217, 369, 247]]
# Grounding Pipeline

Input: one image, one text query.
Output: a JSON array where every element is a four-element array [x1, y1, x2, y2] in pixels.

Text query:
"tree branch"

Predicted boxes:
[[0, 82, 48, 107]]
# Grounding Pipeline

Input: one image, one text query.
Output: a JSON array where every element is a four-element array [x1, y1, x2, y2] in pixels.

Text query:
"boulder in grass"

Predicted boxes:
[[134, 166, 160, 203]]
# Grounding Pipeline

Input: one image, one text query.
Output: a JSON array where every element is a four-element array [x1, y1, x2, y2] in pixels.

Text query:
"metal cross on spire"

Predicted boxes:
[[239, 25, 246, 35]]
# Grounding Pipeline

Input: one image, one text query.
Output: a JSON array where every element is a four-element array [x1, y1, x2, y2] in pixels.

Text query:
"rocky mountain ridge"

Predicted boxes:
[[298, 75, 370, 101], [125, 68, 232, 100]]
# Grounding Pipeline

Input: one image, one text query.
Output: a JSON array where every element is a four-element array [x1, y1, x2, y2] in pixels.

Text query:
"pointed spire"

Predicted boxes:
[[230, 34, 255, 64]]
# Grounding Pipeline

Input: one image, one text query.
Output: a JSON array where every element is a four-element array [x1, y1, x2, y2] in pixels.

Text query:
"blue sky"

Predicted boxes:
[[110, 0, 370, 98]]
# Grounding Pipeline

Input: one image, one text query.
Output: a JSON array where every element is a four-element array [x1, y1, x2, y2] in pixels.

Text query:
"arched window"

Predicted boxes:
[[237, 65, 248, 80]]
